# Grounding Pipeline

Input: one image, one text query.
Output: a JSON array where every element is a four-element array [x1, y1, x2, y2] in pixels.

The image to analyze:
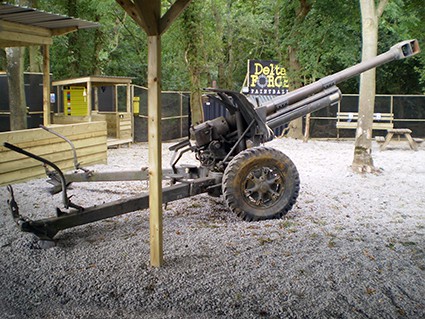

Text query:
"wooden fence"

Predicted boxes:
[[0, 121, 107, 186]]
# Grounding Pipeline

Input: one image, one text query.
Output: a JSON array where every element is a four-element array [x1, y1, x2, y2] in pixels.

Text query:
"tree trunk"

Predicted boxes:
[[29, 46, 42, 72], [6, 47, 27, 131], [6, 48, 27, 131], [286, 45, 304, 139], [5, 0, 35, 131], [273, 1, 283, 62], [190, 70, 204, 125], [181, 2, 205, 125], [285, 0, 311, 140], [67, 0, 80, 78], [352, 0, 388, 173], [214, 0, 234, 90], [0, 49, 6, 70]]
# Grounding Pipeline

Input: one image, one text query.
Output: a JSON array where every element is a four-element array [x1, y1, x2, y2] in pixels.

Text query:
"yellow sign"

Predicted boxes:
[[63, 86, 88, 116]]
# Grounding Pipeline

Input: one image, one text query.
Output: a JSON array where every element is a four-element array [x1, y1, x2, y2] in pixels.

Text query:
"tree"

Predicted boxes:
[[6, 47, 27, 130], [276, 0, 361, 139], [6, 0, 35, 131], [27, 0, 42, 72], [358, 1, 423, 95], [28, 46, 42, 72], [180, 0, 205, 125], [283, 0, 312, 139], [3, 0, 423, 125], [352, 0, 389, 173], [0, 49, 5, 70]]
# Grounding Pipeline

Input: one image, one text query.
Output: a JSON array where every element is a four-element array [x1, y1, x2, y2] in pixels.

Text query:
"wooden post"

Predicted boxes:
[[114, 85, 119, 138], [126, 83, 131, 113], [115, 0, 193, 268], [87, 80, 92, 121], [130, 84, 134, 142], [148, 35, 163, 267], [303, 113, 310, 142], [94, 87, 99, 112], [42, 45, 50, 126]]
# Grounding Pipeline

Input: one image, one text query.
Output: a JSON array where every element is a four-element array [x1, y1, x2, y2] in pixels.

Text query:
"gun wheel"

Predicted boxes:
[[222, 147, 300, 221]]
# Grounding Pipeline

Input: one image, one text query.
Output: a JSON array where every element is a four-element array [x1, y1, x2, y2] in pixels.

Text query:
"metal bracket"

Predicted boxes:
[[3, 142, 83, 211], [40, 125, 81, 171], [169, 139, 192, 173]]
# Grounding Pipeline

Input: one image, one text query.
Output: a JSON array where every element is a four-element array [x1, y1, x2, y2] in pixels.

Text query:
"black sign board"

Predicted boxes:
[[247, 60, 289, 95]]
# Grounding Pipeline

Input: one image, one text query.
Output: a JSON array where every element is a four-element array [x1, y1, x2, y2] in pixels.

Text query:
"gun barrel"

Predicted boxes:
[[267, 86, 341, 129], [263, 39, 420, 116]]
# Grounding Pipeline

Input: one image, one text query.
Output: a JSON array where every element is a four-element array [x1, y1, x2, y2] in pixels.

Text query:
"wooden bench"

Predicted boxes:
[[336, 112, 394, 130], [380, 128, 418, 151]]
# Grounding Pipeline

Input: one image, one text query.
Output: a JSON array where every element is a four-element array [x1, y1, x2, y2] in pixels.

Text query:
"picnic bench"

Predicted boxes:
[[379, 128, 419, 151], [336, 112, 394, 130]]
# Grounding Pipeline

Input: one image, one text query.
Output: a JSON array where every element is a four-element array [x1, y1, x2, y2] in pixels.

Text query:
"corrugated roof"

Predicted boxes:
[[0, 2, 99, 30]]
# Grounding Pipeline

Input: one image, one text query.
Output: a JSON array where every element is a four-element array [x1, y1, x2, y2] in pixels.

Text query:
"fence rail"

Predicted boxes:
[[308, 94, 425, 138]]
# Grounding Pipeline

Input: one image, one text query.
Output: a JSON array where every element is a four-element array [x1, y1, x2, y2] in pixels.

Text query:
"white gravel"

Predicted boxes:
[[0, 138, 424, 318]]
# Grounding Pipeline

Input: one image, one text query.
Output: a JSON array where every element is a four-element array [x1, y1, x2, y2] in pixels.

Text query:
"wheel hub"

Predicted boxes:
[[243, 166, 283, 207]]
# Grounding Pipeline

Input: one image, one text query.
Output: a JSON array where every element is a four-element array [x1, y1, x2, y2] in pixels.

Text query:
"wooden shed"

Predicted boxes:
[[52, 76, 134, 147]]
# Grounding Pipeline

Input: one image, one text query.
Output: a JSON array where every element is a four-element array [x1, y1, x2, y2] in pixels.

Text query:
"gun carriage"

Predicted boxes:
[[4, 40, 420, 243]]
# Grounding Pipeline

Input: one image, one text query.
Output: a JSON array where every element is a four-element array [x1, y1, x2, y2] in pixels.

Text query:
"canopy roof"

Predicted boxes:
[[0, 2, 99, 47], [52, 76, 133, 87]]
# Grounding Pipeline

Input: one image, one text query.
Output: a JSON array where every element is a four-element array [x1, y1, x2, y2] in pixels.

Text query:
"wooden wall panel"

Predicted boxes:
[[0, 122, 107, 185], [118, 113, 132, 139]]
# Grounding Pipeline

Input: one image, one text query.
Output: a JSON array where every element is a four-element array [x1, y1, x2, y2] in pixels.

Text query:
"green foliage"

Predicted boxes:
[[277, 1, 361, 89], [376, 0, 424, 93], [7, 0, 423, 93]]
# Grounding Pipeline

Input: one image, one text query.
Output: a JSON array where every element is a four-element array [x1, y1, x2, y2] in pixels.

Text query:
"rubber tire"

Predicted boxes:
[[222, 147, 300, 221]]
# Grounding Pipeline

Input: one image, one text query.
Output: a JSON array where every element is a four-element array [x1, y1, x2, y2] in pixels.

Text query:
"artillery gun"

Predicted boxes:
[[4, 40, 420, 242]]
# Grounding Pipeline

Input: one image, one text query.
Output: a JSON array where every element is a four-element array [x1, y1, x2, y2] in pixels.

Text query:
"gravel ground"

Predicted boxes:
[[0, 138, 424, 318]]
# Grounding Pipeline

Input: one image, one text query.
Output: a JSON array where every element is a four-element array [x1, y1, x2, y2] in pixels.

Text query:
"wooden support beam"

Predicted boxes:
[[114, 86, 119, 138], [0, 20, 52, 37], [0, 19, 52, 47], [50, 27, 79, 36], [87, 81, 92, 121], [115, 0, 151, 34], [133, 0, 161, 35], [130, 84, 135, 140], [126, 83, 131, 113], [114, 85, 118, 112], [0, 30, 52, 46], [147, 35, 163, 267], [114, 0, 193, 268], [160, 0, 192, 35], [42, 45, 50, 126]]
